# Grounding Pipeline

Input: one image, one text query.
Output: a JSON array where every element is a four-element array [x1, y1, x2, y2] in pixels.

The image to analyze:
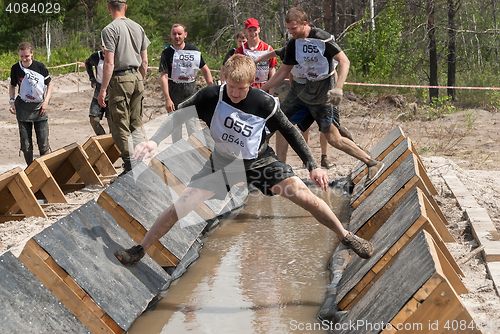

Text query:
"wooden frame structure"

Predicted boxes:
[[68, 134, 120, 183], [0, 167, 46, 222], [25, 142, 103, 203], [337, 188, 463, 312], [19, 239, 122, 334]]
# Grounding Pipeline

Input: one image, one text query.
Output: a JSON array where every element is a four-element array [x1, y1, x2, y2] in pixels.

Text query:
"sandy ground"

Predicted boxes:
[[1, 71, 500, 328]]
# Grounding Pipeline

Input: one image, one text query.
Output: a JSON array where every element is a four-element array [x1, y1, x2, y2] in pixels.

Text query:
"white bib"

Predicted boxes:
[[290, 64, 307, 84], [19, 62, 46, 103], [210, 85, 277, 159], [171, 48, 201, 83], [96, 51, 104, 84], [295, 37, 332, 81], [242, 44, 271, 84]]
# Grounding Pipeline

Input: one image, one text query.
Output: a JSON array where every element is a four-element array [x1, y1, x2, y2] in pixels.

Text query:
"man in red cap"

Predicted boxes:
[[234, 18, 277, 95]]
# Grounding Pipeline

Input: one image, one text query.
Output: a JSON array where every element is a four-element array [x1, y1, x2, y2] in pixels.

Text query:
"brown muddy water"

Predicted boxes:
[[128, 187, 351, 334]]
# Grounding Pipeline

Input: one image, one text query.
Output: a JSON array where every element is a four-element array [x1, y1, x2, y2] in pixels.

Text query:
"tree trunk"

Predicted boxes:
[[447, 0, 457, 101], [427, 0, 439, 102]]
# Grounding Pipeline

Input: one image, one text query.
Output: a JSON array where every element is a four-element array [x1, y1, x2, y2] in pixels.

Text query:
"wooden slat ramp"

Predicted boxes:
[[335, 187, 463, 313], [0, 251, 91, 333], [18, 200, 171, 334], [98, 162, 208, 267], [349, 152, 446, 241], [350, 126, 406, 184], [0, 167, 46, 222], [333, 231, 478, 334], [318, 129, 480, 332], [350, 137, 427, 208]]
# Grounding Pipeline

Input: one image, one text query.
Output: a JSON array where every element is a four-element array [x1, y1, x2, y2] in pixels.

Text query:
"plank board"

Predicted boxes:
[[103, 162, 207, 261], [0, 251, 91, 333], [190, 126, 215, 152], [350, 126, 405, 183], [336, 231, 437, 334], [336, 188, 465, 310], [349, 153, 445, 239], [0, 167, 45, 218], [350, 137, 413, 206], [31, 199, 171, 331]]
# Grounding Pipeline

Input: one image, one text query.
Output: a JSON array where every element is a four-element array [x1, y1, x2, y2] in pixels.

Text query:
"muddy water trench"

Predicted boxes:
[[128, 184, 352, 334]]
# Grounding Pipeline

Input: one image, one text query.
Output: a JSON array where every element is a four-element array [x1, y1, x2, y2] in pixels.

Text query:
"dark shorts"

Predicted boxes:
[[285, 98, 340, 133], [187, 151, 296, 200], [89, 97, 109, 119]]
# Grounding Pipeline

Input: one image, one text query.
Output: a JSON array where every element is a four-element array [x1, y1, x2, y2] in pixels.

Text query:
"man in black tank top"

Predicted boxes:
[[114, 54, 374, 266]]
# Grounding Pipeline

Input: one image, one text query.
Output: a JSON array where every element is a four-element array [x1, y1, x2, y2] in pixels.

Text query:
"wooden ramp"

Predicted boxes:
[[350, 126, 406, 184], [350, 137, 426, 207], [349, 153, 446, 241], [187, 126, 215, 159], [335, 230, 478, 334], [0, 167, 46, 222], [69, 134, 120, 184], [336, 188, 463, 312], [25, 142, 103, 203], [18, 199, 171, 334], [0, 251, 91, 333], [98, 162, 208, 267]]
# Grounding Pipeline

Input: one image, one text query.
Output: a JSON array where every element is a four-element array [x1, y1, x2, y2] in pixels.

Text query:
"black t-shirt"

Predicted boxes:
[[10, 60, 51, 89], [283, 28, 341, 72], [150, 85, 317, 170], [283, 28, 342, 105], [222, 48, 236, 65], [159, 43, 207, 77]]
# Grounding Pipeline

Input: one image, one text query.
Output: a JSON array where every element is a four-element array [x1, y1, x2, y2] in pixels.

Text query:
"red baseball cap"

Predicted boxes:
[[245, 18, 259, 29]]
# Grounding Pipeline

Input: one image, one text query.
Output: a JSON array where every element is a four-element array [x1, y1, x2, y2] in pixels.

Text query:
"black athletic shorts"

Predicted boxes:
[[286, 97, 340, 133], [187, 149, 296, 200]]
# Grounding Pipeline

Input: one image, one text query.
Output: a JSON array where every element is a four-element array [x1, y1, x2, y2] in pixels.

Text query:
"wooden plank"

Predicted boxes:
[[26, 160, 67, 203], [97, 193, 178, 267], [351, 126, 406, 183], [67, 146, 103, 186], [19, 240, 118, 334], [187, 135, 211, 160], [351, 137, 413, 208], [30, 200, 171, 331], [466, 207, 500, 262], [6, 171, 46, 217], [0, 251, 91, 333]]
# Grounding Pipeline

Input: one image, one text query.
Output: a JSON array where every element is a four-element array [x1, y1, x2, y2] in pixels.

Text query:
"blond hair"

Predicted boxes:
[[172, 23, 186, 32], [285, 7, 308, 23], [224, 54, 256, 84]]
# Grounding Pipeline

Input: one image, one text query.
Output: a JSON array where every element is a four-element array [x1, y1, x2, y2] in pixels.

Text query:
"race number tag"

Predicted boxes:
[[19, 63, 46, 103], [295, 38, 330, 81], [171, 49, 201, 83]]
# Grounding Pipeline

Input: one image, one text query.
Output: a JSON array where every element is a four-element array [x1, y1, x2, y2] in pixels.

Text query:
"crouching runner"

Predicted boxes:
[[114, 54, 373, 265]]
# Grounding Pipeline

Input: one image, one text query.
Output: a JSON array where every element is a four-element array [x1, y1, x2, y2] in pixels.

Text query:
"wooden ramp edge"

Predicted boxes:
[[19, 238, 122, 334], [97, 191, 179, 267], [335, 231, 479, 334], [337, 188, 464, 312], [351, 126, 406, 184], [68, 134, 120, 184], [0, 167, 46, 222]]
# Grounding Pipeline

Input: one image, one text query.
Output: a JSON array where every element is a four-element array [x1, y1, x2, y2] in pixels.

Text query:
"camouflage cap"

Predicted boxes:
[[108, 0, 127, 3]]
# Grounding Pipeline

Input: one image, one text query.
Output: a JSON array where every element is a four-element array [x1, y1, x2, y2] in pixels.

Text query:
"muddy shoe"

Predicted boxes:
[[115, 245, 145, 265], [321, 155, 335, 169], [341, 231, 374, 259], [365, 160, 384, 187]]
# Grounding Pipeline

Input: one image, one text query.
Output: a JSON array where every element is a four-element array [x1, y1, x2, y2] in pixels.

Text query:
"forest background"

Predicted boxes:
[[1, 0, 500, 110]]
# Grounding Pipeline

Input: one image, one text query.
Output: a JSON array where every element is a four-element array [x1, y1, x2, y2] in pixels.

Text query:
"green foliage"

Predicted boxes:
[[0, 51, 19, 80]]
